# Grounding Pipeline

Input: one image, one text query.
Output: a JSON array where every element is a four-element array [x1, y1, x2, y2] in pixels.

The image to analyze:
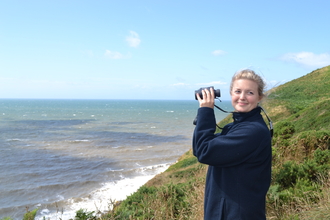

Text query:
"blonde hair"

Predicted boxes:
[[230, 69, 266, 97]]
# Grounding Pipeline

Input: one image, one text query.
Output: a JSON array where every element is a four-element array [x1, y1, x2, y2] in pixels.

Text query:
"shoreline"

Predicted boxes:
[[35, 163, 171, 220]]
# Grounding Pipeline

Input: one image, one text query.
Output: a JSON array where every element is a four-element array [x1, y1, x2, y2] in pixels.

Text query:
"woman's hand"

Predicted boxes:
[[196, 88, 215, 109]]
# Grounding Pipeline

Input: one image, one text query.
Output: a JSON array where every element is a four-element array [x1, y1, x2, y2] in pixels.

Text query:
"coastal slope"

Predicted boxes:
[[106, 66, 330, 219]]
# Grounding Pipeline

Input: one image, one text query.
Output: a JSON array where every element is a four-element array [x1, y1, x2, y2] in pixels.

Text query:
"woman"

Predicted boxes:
[[193, 69, 272, 219]]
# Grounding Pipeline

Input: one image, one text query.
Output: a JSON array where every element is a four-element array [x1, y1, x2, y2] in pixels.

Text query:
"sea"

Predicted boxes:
[[0, 99, 232, 219]]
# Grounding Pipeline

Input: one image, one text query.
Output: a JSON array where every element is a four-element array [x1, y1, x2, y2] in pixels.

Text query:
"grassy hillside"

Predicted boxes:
[[14, 66, 328, 220], [101, 66, 330, 220], [263, 66, 330, 219]]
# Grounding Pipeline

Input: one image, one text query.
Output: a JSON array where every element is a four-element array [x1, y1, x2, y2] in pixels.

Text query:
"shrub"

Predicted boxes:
[[313, 149, 330, 179], [295, 130, 330, 156], [114, 185, 158, 219], [275, 161, 302, 188], [274, 149, 330, 189], [166, 156, 198, 172], [75, 209, 97, 220], [23, 209, 38, 220], [314, 148, 330, 165], [274, 121, 295, 139], [113, 183, 192, 219]]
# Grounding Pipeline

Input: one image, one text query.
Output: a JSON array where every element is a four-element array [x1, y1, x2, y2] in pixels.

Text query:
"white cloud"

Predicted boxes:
[[104, 50, 131, 59], [280, 52, 330, 68], [171, 83, 188, 86], [126, 31, 141, 48], [212, 50, 226, 56], [196, 81, 227, 86]]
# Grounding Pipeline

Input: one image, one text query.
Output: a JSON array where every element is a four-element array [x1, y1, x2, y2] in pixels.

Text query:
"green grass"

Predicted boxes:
[[264, 65, 330, 219]]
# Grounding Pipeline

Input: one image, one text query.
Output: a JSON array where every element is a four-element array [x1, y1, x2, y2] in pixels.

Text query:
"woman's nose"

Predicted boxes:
[[239, 92, 246, 99]]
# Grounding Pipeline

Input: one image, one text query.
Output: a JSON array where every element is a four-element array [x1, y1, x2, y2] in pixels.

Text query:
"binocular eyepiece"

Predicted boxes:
[[195, 86, 221, 100]]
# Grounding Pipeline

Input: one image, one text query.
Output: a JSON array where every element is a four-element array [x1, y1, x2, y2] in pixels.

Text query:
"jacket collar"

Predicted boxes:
[[232, 106, 261, 123]]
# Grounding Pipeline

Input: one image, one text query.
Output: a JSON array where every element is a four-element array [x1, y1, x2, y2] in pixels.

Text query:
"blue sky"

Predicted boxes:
[[1, 0, 330, 100]]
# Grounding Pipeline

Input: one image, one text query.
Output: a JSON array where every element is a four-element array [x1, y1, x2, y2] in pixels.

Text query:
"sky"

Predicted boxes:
[[1, 0, 330, 100]]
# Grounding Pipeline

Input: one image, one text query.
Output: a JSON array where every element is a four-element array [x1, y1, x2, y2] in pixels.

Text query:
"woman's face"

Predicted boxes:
[[231, 79, 262, 112]]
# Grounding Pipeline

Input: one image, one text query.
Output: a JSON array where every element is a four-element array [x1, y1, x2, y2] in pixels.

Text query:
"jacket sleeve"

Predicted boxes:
[[192, 107, 267, 167]]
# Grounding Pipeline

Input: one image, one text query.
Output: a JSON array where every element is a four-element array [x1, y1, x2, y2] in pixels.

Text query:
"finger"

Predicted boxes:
[[198, 91, 206, 107], [210, 88, 214, 97], [201, 89, 206, 99], [205, 88, 214, 108], [196, 93, 202, 101], [204, 89, 211, 101], [209, 87, 215, 99]]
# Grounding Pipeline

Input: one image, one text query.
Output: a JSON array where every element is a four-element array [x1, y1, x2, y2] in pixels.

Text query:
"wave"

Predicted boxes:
[[35, 163, 170, 220], [67, 139, 91, 143]]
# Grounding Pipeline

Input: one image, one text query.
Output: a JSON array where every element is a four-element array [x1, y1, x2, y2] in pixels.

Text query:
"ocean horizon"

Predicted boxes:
[[0, 99, 232, 219]]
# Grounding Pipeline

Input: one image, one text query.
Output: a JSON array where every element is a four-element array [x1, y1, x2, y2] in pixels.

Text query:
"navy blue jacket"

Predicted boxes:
[[193, 107, 271, 220]]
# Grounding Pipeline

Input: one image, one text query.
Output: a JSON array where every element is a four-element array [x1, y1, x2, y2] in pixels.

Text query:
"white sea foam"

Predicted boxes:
[[35, 164, 170, 220], [68, 139, 91, 143]]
